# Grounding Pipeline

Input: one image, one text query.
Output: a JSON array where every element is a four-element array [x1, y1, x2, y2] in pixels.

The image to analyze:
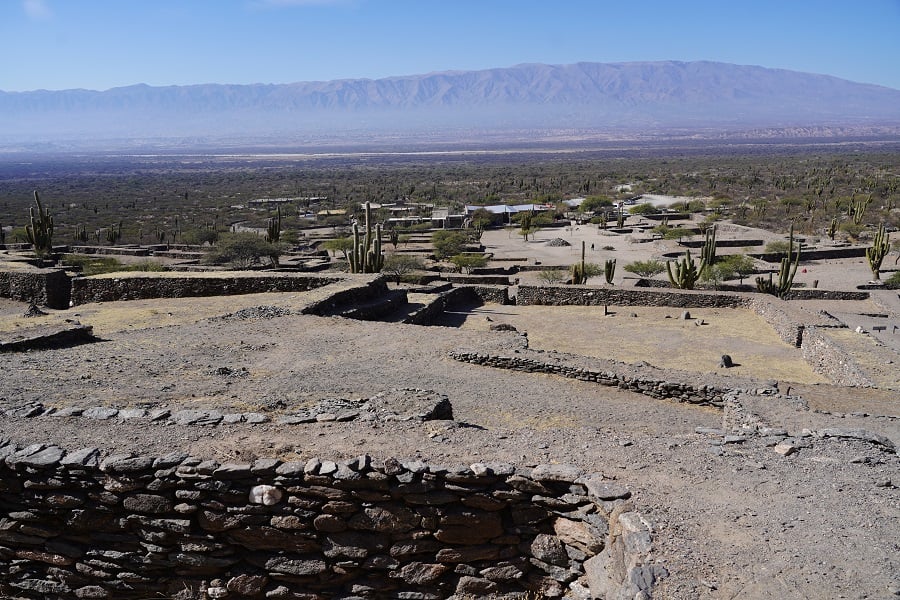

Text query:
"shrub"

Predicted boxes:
[[623, 259, 666, 278], [537, 269, 566, 285], [884, 271, 900, 289], [628, 202, 657, 215], [382, 254, 424, 284], [449, 253, 488, 274], [202, 233, 283, 268], [764, 240, 791, 254], [432, 230, 472, 259]]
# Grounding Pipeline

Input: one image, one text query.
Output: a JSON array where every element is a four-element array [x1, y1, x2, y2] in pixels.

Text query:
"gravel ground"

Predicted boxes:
[[1, 296, 899, 600]]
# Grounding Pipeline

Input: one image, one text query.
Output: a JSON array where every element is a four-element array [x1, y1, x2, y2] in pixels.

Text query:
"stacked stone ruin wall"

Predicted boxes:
[[406, 286, 510, 326], [0, 269, 70, 309], [70, 274, 343, 306], [0, 440, 654, 599], [449, 350, 731, 407], [515, 285, 873, 386]]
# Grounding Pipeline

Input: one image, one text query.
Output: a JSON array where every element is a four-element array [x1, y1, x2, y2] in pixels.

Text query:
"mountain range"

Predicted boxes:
[[2, 61, 899, 149]]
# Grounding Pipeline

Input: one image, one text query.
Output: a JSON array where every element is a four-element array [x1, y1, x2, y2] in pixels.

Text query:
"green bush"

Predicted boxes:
[[628, 202, 657, 215], [449, 253, 488, 274], [623, 259, 666, 278], [884, 271, 900, 289], [62, 254, 167, 276], [202, 233, 283, 268], [764, 240, 791, 254], [432, 230, 472, 259]]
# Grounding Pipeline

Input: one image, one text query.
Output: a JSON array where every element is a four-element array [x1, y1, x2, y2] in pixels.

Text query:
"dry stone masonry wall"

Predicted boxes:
[[0, 438, 661, 600], [448, 351, 748, 408], [70, 273, 343, 306]]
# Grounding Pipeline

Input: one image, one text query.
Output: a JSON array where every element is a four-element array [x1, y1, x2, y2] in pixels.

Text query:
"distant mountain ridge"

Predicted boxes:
[[2, 61, 900, 147]]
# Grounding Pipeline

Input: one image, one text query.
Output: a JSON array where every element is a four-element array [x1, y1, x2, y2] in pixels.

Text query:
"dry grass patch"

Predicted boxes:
[[459, 304, 828, 384]]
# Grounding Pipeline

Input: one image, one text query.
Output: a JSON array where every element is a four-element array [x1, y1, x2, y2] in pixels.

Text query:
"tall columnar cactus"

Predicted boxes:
[[598, 211, 608, 230], [266, 207, 282, 243], [74, 224, 89, 243], [701, 224, 717, 266], [866, 222, 890, 280], [105, 222, 122, 245], [756, 224, 801, 298], [616, 206, 625, 228], [570, 240, 587, 284], [604, 258, 616, 285], [827, 217, 837, 241], [348, 201, 384, 273], [849, 194, 872, 225], [666, 248, 704, 290], [25, 191, 54, 256]]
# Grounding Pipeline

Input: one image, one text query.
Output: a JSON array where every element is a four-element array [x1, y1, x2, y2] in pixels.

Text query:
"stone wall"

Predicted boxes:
[[517, 285, 746, 309], [798, 327, 875, 387], [70, 273, 342, 306], [0, 438, 659, 599], [405, 286, 510, 326], [0, 268, 71, 309], [69, 246, 151, 257], [449, 350, 737, 407]]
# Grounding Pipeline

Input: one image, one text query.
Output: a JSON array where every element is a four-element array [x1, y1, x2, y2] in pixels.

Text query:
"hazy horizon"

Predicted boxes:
[[2, 0, 899, 93]]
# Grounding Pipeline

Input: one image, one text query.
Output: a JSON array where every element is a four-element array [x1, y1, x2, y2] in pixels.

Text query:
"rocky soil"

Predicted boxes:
[[1, 291, 898, 599]]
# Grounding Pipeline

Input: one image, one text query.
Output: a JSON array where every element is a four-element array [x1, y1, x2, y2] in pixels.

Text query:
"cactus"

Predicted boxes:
[[666, 249, 704, 290], [74, 224, 89, 243], [756, 224, 801, 298], [105, 221, 122, 245], [604, 258, 616, 285], [348, 201, 384, 273], [570, 241, 588, 284], [849, 194, 872, 225], [266, 207, 282, 243], [700, 225, 717, 266], [25, 191, 54, 256], [0, 222, 5, 246], [827, 217, 837, 241], [616, 206, 625, 228], [866, 223, 890, 280], [156, 226, 167, 245], [598, 211, 608, 230]]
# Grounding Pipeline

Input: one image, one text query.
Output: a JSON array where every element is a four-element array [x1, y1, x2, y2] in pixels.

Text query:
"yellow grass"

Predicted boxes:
[[459, 304, 828, 384]]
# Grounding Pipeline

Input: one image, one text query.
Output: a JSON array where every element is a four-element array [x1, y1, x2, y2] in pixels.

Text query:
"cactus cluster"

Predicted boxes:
[[615, 206, 625, 228], [756, 224, 801, 298], [25, 191, 54, 256], [74, 225, 89, 243], [570, 241, 588, 284], [666, 248, 704, 290], [106, 222, 122, 245], [849, 194, 872, 225], [348, 201, 384, 273], [266, 207, 282, 243], [604, 258, 616, 285], [866, 223, 890, 280]]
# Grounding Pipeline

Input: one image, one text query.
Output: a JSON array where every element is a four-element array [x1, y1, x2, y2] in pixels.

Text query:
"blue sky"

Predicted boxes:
[[2, 0, 899, 92]]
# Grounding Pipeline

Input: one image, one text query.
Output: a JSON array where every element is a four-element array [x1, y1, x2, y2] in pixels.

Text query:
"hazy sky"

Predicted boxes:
[[2, 0, 899, 92]]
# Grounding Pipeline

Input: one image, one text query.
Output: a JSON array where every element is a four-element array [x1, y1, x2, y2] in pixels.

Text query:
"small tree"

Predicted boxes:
[[449, 253, 488, 274], [623, 260, 666, 278], [432, 230, 471, 259], [718, 254, 756, 284], [202, 233, 282, 269], [321, 237, 354, 261], [383, 254, 424, 284], [538, 269, 566, 285]]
